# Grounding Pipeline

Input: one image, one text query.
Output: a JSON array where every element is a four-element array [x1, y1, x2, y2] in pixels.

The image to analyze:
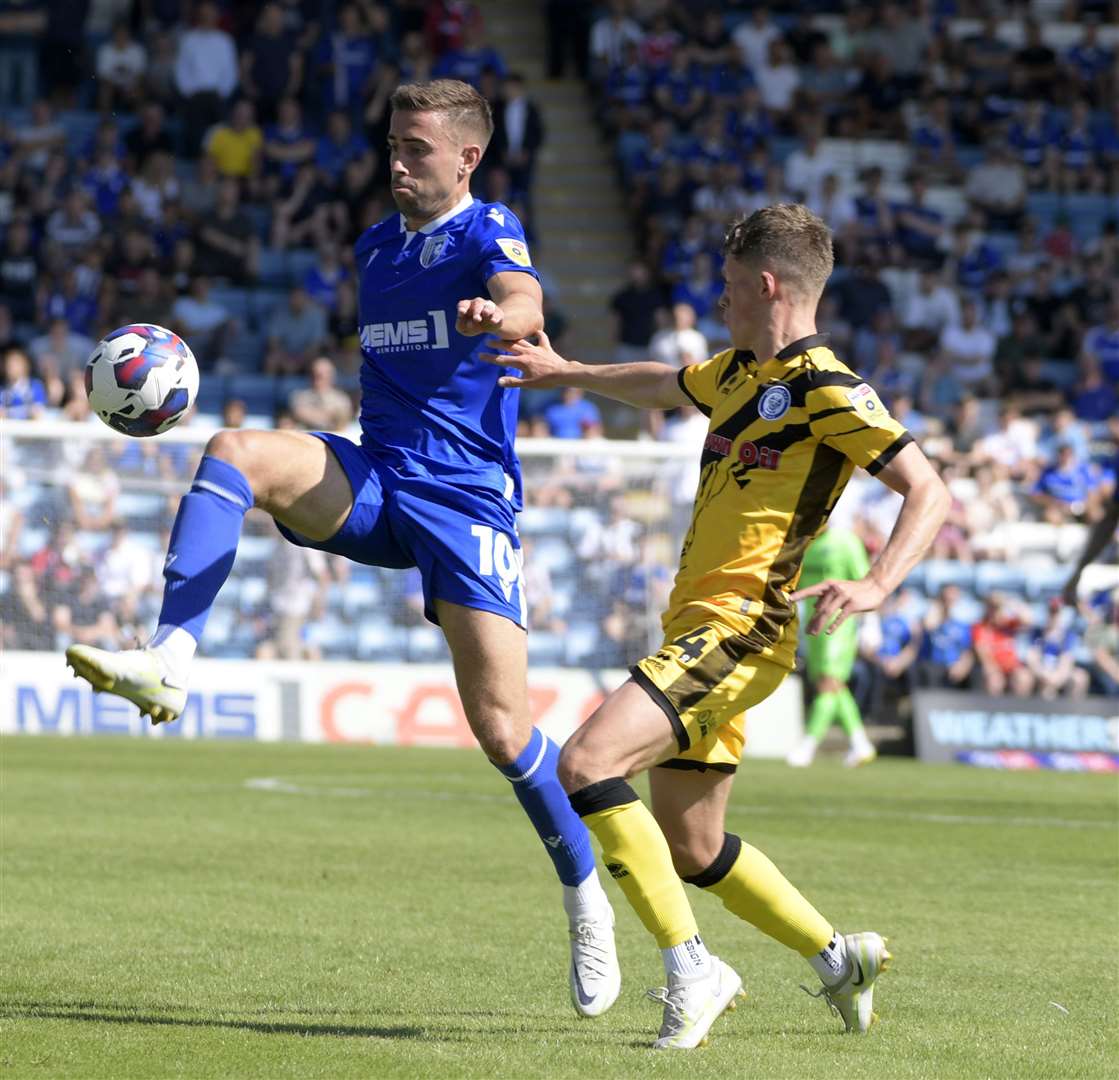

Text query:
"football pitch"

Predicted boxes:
[[2, 737, 1116, 1079]]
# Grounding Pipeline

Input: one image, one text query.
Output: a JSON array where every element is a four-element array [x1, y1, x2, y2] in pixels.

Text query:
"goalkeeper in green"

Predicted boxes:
[[787, 527, 878, 768]]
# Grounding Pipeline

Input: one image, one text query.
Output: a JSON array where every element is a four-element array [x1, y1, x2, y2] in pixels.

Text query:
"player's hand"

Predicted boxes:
[[456, 296, 505, 336], [478, 330, 574, 389], [790, 577, 888, 636]]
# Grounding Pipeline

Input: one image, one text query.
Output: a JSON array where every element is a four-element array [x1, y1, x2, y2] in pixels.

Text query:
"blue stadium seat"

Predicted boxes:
[[528, 632, 565, 664], [235, 537, 273, 570], [257, 248, 288, 287], [974, 561, 1027, 596], [1024, 563, 1069, 601], [238, 574, 268, 608], [357, 622, 407, 659], [923, 559, 975, 594], [563, 622, 601, 665], [340, 577, 382, 618]]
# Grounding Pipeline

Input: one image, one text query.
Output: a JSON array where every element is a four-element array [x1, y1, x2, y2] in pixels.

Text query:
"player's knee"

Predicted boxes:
[[666, 832, 724, 879], [557, 737, 594, 793], [473, 712, 525, 767], [205, 428, 253, 474]]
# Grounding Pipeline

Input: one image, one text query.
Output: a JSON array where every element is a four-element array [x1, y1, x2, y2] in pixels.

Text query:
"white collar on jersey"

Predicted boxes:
[[400, 192, 475, 247]]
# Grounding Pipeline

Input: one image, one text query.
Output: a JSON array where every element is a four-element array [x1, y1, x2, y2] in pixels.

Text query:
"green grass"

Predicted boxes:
[[2, 737, 1117, 1079]]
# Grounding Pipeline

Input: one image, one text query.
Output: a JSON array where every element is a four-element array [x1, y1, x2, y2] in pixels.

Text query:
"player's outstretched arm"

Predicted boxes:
[[457, 271, 544, 339], [479, 333, 688, 410], [792, 442, 950, 635]]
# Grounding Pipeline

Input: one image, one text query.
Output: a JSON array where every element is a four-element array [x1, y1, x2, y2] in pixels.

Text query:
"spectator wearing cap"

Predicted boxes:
[[973, 595, 1033, 697], [174, 1, 239, 158]]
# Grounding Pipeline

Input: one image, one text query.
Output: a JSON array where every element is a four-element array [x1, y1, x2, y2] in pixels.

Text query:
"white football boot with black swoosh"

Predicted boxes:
[[803, 931, 892, 1033], [569, 901, 621, 1017], [65, 644, 186, 725]]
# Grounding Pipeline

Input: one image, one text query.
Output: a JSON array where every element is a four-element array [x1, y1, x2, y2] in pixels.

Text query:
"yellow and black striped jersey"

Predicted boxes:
[[670, 332, 912, 668]]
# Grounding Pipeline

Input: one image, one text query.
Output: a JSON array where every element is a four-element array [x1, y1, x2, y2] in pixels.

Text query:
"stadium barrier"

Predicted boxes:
[[0, 651, 806, 757], [912, 689, 1119, 772]]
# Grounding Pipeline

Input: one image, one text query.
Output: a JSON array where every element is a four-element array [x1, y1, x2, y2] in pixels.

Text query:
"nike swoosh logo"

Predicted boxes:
[[851, 957, 865, 987], [571, 966, 597, 1007], [161, 677, 186, 691]]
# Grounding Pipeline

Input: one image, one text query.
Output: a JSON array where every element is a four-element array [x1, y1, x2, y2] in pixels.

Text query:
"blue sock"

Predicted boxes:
[[496, 727, 596, 887], [158, 455, 253, 641]]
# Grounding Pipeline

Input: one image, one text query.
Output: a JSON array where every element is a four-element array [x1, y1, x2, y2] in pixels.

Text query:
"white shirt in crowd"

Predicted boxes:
[[940, 321, 996, 383], [784, 145, 835, 204], [504, 96, 527, 153], [649, 326, 709, 369], [99, 536, 155, 598], [174, 26, 238, 97], [754, 61, 800, 112], [589, 16, 644, 68], [903, 284, 961, 332], [732, 19, 781, 72], [96, 40, 147, 89], [807, 187, 858, 232]]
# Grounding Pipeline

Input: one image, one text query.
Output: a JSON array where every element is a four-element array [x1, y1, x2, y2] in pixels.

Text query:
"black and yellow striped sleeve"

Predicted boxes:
[[806, 379, 913, 474], [677, 350, 732, 417]]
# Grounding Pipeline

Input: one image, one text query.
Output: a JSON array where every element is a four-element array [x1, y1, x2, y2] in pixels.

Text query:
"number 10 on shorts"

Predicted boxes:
[[471, 524, 522, 604]]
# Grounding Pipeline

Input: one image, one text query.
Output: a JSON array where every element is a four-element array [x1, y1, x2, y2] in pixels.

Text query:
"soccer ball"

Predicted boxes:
[[85, 324, 199, 436]]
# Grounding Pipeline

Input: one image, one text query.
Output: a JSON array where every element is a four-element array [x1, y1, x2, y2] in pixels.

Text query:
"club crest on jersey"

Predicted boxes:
[[420, 233, 450, 268], [758, 383, 792, 421]]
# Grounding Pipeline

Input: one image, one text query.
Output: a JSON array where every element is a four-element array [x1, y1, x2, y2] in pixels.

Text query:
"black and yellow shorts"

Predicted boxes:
[[631, 617, 790, 773]]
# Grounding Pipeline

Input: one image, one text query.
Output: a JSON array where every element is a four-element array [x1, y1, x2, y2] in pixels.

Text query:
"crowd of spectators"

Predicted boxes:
[[2, 1, 1117, 704]]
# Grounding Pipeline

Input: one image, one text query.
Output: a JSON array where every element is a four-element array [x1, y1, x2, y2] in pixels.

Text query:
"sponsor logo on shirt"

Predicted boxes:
[[703, 433, 782, 470], [360, 309, 451, 352]]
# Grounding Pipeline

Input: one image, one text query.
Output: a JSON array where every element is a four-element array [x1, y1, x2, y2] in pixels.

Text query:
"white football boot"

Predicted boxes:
[[786, 736, 818, 768], [648, 957, 745, 1049], [569, 901, 621, 1017], [802, 931, 892, 1033], [65, 643, 186, 725]]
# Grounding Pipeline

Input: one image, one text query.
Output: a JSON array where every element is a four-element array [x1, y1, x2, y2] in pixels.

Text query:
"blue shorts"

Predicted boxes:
[[276, 433, 527, 628]]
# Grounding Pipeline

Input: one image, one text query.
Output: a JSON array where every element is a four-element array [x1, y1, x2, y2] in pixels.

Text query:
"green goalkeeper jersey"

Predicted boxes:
[[799, 527, 870, 590]]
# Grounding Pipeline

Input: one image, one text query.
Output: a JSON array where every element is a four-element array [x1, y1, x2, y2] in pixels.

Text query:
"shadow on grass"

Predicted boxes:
[[0, 1004, 438, 1041]]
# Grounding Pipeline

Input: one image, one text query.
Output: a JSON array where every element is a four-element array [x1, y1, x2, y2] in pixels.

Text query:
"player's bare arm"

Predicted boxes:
[[479, 333, 687, 409], [456, 270, 544, 338], [791, 442, 950, 635]]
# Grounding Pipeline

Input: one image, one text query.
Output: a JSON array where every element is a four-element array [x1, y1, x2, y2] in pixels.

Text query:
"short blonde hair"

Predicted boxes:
[[390, 79, 494, 148], [722, 204, 834, 299]]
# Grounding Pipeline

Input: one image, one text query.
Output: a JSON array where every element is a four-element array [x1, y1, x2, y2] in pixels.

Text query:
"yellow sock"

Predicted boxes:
[[687, 834, 833, 956], [570, 778, 698, 949]]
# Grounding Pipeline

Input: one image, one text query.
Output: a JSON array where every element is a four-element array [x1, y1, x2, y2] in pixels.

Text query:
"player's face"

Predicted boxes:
[[388, 110, 475, 225]]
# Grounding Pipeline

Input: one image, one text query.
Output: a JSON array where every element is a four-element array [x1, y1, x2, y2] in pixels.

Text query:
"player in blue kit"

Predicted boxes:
[[65, 79, 621, 1017]]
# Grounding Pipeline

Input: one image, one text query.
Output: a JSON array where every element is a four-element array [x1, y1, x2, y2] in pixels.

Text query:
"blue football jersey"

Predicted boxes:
[[354, 195, 539, 508]]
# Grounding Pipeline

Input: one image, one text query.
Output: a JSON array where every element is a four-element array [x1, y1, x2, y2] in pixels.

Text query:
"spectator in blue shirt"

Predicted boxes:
[[914, 584, 975, 690], [314, 3, 380, 114], [1065, 21, 1114, 106], [1008, 99, 1058, 188], [1026, 602, 1090, 699], [0, 347, 47, 419], [869, 591, 920, 690], [894, 173, 946, 270], [316, 110, 374, 191], [262, 97, 317, 195], [1032, 444, 1107, 523], [671, 252, 722, 333], [652, 49, 706, 130], [432, 20, 506, 87], [1081, 295, 1119, 385], [543, 387, 603, 440], [1069, 362, 1118, 423], [302, 244, 350, 314]]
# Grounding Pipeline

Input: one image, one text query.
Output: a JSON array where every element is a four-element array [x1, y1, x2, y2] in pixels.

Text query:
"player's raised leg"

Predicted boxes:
[[558, 682, 744, 1049], [436, 600, 620, 1017], [66, 429, 353, 722], [649, 766, 891, 1033]]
